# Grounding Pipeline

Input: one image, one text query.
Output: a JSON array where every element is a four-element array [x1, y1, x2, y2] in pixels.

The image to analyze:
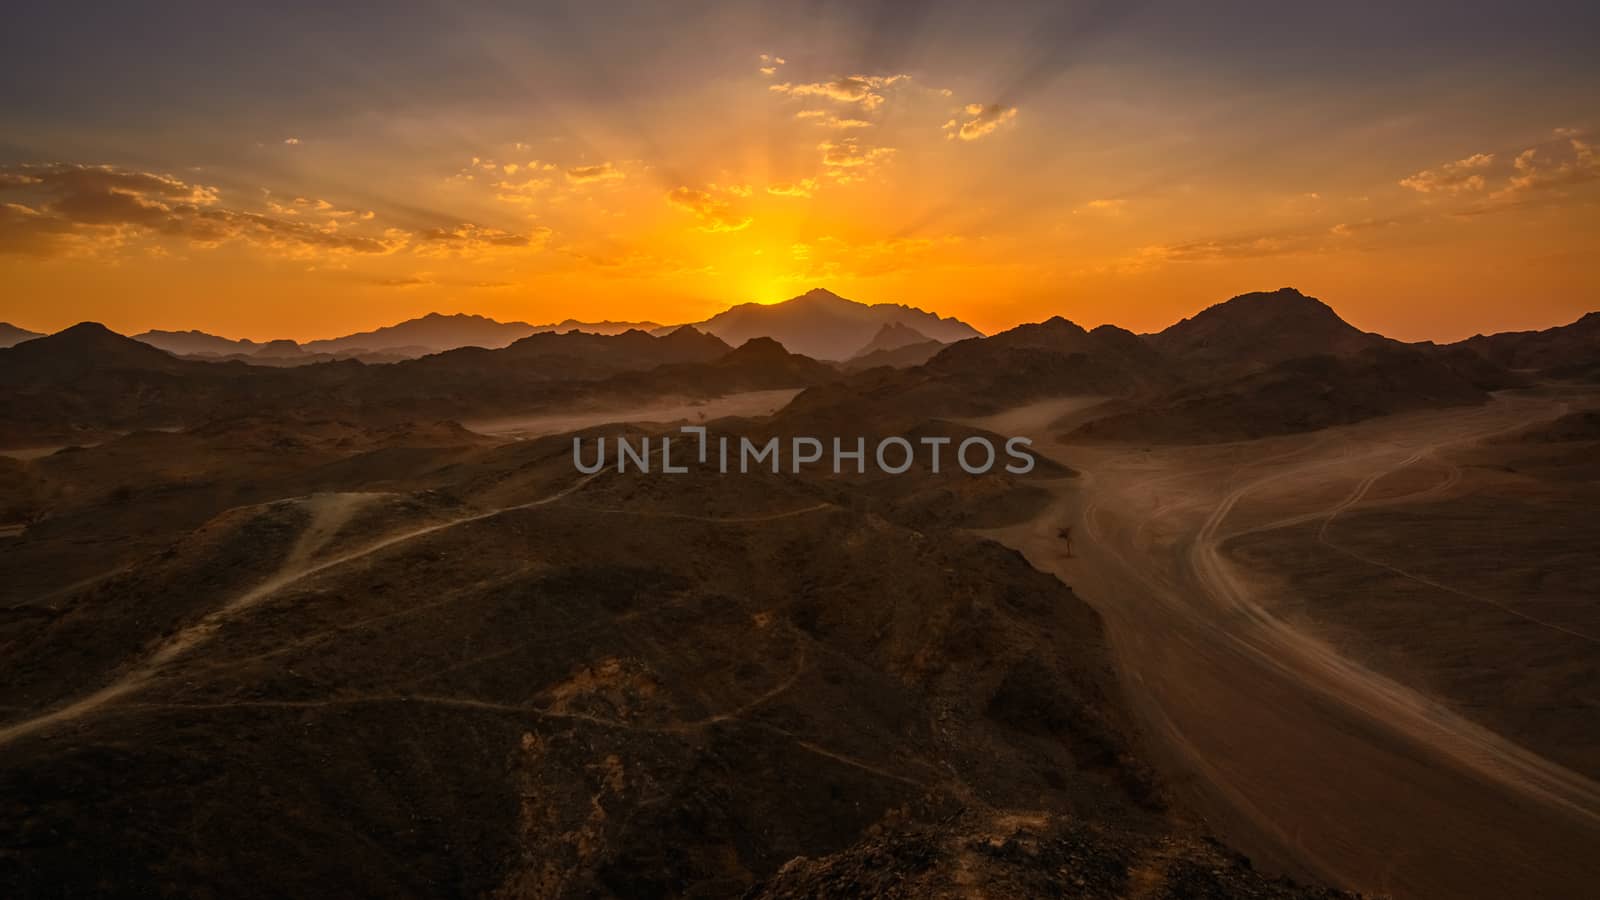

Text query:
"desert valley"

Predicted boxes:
[[1, 287, 1596, 898]]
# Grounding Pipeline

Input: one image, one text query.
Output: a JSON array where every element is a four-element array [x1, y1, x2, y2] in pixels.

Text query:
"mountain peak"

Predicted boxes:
[[692, 288, 981, 360], [1, 321, 188, 377], [797, 287, 847, 303], [727, 336, 793, 360], [56, 321, 119, 338], [850, 321, 934, 359], [1151, 288, 1386, 374], [0, 322, 44, 349]]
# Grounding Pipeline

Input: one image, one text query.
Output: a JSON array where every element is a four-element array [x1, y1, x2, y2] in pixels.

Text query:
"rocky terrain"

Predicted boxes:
[[2, 286, 1595, 898]]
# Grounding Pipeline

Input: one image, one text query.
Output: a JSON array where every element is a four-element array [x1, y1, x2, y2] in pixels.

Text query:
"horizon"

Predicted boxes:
[[3, 2, 1597, 344], [6, 284, 1595, 346]]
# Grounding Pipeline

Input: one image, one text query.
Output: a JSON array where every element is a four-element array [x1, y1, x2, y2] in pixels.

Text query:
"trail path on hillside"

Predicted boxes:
[[0, 470, 830, 749], [978, 392, 1600, 899]]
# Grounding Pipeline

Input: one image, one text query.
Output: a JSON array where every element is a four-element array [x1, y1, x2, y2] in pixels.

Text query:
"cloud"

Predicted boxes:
[[818, 138, 896, 181], [7, 163, 219, 206], [1494, 139, 1599, 197], [946, 103, 1018, 141], [0, 161, 543, 262], [360, 274, 516, 289], [767, 178, 819, 198], [0, 163, 405, 259], [0, 202, 81, 258], [1398, 153, 1494, 193], [666, 187, 751, 232], [759, 53, 786, 77], [264, 194, 367, 220], [770, 74, 909, 111], [566, 162, 625, 184], [283, 137, 301, 145], [1075, 198, 1124, 215], [412, 222, 551, 258], [796, 110, 871, 129], [373, 275, 431, 288], [494, 176, 554, 205], [1139, 215, 1410, 265]]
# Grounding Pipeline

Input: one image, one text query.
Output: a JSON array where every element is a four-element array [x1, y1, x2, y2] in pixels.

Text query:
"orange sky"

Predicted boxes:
[[2, 3, 1596, 343]]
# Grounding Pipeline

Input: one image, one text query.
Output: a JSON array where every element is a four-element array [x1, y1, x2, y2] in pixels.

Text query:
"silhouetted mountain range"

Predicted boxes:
[[0, 322, 833, 446], [127, 314, 665, 363], [675, 288, 983, 360], [0, 323, 43, 349], [1, 287, 1593, 448], [851, 322, 935, 357], [1453, 310, 1600, 378], [784, 287, 1579, 442], [1149, 287, 1390, 377]]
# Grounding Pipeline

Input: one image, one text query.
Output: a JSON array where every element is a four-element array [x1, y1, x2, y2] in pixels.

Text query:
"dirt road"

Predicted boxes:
[[980, 391, 1600, 898], [0, 474, 831, 750]]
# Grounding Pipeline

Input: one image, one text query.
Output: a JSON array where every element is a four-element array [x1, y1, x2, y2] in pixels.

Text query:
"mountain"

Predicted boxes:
[[1149, 287, 1390, 377], [300, 313, 667, 356], [782, 316, 1173, 435], [602, 336, 839, 399], [397, 326, 732, 384], [840, 322, 947, 371], [849, 322, 935, 359], [302, 312, 540, 354], [0, 323, 797, 445], [0, 323, 341, 446], [0, 323, 44, 349], [679, 288, 982, 361], [843, 339, 946, 371], [538, 317, 663, 335], [1072, 342, 1490, 444], [1452, 310, 1600, 375], [923, 317, 1174, 398], [133, 329, 265, 357], [699, 336, 839, 384], [0, 322, 191, 381]]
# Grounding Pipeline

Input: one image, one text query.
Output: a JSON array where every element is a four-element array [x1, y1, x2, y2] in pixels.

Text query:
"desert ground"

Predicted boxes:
[[2, 290, 1595, 898], [980, 385, 1600, 898]]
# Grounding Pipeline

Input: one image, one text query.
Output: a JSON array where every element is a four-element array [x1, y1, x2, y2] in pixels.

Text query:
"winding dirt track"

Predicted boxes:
[[982, 392, 1600, 899], [0, 464, 837, 752]]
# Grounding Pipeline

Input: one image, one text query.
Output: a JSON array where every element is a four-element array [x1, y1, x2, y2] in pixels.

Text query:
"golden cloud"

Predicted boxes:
[[412, 223, 551, 258], [1075, 198, 1125, 215], [767, 178, 819, 198], [1398, 153, 1494, 193], [665, 187, 751, 232], [0, 163, 403, 259], [946, 103, 1018, 141], [494, 176, 554, 205], [770, 74, 908, 111], [796, 110, 871, 130], [0, 162, 541, 262], [1494, 139, 1598, 197], [566, 162, 625, 184], [818, 138, 896, 181]]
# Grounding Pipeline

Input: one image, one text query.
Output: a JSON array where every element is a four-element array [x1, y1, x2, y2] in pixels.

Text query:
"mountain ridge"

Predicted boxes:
[[673, 288, 984, 361]]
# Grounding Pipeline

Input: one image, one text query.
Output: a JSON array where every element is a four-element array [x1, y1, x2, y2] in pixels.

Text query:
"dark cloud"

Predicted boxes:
[[0, 163, 396, 257], [0, 162, 547, 260]]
